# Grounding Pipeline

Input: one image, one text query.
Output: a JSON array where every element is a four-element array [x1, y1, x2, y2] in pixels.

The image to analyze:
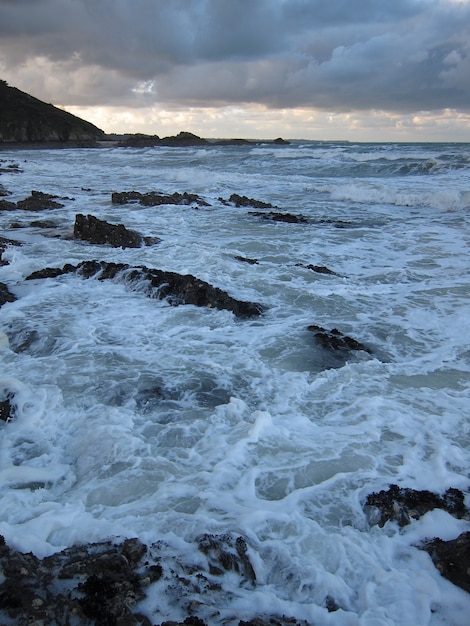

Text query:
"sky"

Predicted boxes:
[[1, 0, 470, 141]]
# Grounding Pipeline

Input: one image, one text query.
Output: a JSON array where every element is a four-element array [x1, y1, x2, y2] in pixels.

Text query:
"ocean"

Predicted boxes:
[[1, 141, 469, 624]]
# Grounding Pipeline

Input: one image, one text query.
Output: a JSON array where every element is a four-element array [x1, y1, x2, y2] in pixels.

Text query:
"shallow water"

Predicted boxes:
[[1, 141, 470, 624]]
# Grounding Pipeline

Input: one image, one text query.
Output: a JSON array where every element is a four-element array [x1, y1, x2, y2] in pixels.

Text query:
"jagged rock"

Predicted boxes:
[[26, 260, 264, 318], [197, 534, 256, 584], [249, 211, 308, 224], [296, 263, 336, 275], [307, 325, 372, 355], [222, 194, 274, 209], [364, 484, 468, 528], [0, 281, 16, 307], [422, 532, 470, 593], [0, 536, 155, 625], [111, 190, 209, 207], [0, 198, 17, 211], [16, 191, 64, 211], [73, 213, 158, 248], [0, 394, 14, 422], [0, 235, 21, 266]]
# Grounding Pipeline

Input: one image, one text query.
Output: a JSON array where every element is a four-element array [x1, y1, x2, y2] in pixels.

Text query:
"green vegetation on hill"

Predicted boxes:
[[0, 80, 104, 144]]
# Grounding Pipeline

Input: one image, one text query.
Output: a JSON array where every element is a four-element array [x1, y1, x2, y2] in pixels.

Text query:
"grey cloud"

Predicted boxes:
[[0, 0, 469, 113]]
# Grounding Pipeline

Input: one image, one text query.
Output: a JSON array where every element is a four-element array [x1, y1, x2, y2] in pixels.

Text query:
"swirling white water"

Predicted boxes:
[[1, 141, 469, 624]]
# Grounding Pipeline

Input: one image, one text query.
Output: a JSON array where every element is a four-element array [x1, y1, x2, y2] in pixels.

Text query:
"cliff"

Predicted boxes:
[[0, 80, 104, 145]]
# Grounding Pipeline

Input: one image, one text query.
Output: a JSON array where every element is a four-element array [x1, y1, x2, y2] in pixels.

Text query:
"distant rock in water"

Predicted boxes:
[[26, 260, 264, 318], [111, 190, 209, 207], [296, 263, 336, 275], [221, 194, 274, 209], [308, 325, 372, 355], [73, 214, 159, 248], [16, 190, 65, 211], [250, 210, 308, 224], [0, 80, 104, 145]]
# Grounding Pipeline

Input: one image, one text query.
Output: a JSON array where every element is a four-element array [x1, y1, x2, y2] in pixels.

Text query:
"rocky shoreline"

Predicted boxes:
[[1, 164, 469, 623]]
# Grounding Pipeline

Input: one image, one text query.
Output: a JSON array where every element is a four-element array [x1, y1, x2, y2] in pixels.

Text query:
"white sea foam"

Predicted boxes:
[[0, 142, 469, 624]]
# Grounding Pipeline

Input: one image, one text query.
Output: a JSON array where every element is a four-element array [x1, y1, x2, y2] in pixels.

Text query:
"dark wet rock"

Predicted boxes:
[[307, 325, 372, 355], [250, 211, 308, 224], [296, 263, 336, 275], [73, 213, 158, 248], [222, 194, 274, 209], [112, 190, 210, 207], [0, 198, 17, 211], [0, 533, 302, 626], [0, 281, 16, 307], [364, 484, 468, 528], [0, 394, 14, 422], [26, 260, 264, 318], [421, 532, 470, 593], [197, 534, 256, 585], [16, 190, 65, 211], [0, 536, 155, 625], [235, 255, 259, 265]]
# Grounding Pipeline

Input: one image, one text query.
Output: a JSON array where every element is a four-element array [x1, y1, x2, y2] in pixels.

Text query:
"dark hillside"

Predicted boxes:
[[0, 80, 104, 144]]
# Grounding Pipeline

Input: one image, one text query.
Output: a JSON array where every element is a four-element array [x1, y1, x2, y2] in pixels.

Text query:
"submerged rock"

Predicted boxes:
[[26, 260, 264, 318], [296, 263, 336, 275], [249, 211, 308, 224], [235, 255, 259, 265], [307, 325, 372, 355], [73, 213, 159, 248]]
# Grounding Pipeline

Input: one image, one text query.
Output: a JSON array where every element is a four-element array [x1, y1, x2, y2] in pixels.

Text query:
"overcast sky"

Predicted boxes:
[[1, 0, 470, 140]]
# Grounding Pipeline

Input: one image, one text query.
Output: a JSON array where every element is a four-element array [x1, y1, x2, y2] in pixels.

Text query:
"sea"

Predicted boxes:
[[0, 141, 469, 625]]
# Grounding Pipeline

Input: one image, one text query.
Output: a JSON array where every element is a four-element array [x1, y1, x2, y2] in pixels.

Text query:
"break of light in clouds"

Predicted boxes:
[[0, 0, 469, 141]]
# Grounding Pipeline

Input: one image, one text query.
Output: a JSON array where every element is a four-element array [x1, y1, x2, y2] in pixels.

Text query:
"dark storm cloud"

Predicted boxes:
[[0, 0, 469, 113]]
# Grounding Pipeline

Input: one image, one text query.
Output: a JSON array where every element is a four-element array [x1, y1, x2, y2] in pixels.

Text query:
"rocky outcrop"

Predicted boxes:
[[111, 190, 209, 207], [73, 214, 159, 248], [16, 191, 66, 211], [0, 533, 314, 625], [364, 485, 470, 593], [26, 260, 264, 318], [0, 80, 104, 145], [422, 533, 470, 593], [364, 484, 467, 528]]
